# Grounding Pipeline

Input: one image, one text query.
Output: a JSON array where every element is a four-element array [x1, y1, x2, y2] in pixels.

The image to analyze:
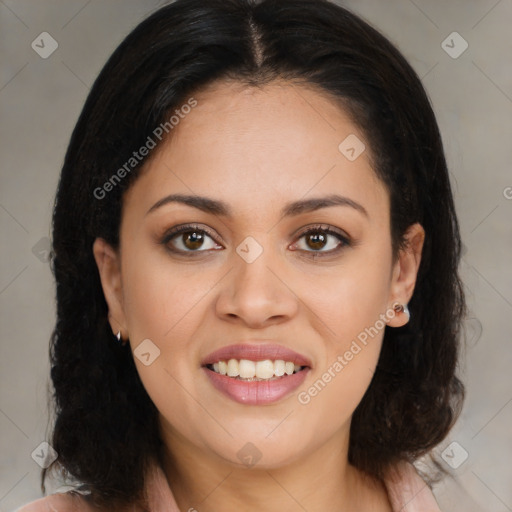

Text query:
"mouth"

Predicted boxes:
[[201, 343, 311, 405]]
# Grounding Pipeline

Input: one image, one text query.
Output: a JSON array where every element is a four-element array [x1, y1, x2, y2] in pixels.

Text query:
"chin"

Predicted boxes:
[[203, 430, 309, 470]]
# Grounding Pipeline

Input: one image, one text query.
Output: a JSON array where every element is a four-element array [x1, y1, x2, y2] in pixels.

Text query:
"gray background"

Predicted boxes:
[[1, 1, 511, 511]]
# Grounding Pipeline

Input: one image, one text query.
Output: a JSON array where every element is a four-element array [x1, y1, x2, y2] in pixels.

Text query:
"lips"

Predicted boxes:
[[201, 343, 313, 368], [201, 342, 312, 405]]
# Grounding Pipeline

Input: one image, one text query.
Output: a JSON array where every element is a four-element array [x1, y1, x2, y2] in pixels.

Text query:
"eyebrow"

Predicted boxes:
[[146, 193, 368, 218]]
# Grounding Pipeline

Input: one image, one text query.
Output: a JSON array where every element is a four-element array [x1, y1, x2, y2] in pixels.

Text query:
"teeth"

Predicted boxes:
[[239, 359, 256, 378], [209, 358, 305, 380], [227, 359, 239, 377], [274, 360, 285, 376], [256, 360, 274, 379]]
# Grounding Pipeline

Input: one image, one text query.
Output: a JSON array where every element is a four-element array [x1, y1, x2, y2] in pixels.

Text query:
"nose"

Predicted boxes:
[[215, 241, 299, 329]]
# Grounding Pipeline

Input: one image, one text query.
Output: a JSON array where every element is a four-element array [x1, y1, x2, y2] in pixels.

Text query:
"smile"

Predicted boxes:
[[201, 343, 312, 405]]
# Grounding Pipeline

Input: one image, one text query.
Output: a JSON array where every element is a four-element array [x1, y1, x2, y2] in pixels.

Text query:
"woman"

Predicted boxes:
[[17, 0, 465, 510]]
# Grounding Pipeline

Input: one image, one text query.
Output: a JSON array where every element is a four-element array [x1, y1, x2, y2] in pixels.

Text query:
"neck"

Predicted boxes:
[[158, 421, 392, 512]]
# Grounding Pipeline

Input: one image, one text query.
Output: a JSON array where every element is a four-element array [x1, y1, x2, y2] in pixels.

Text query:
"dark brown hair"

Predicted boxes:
[[43, 0, 465, 509]]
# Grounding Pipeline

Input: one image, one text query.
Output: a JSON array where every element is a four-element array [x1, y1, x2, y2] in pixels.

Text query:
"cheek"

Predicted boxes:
[[291, 246, 391, 414], [293, 272, 389, 430], [119, 251, 210, 443], [293, 337, 382, 446], [293, 245, 392, 344], [121, 245, 215, 345]]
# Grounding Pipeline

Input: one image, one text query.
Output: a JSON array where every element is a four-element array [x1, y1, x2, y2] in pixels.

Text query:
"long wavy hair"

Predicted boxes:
[[43, 0, 466, 509]]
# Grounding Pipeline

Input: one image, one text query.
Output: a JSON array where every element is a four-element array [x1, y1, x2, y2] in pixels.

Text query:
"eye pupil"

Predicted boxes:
[[307, 232, 327, 250], [183, 231, 204, 250]]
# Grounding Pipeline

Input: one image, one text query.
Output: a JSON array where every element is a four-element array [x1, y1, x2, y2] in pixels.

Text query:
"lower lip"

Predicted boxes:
[[202, 367, 310, 405]]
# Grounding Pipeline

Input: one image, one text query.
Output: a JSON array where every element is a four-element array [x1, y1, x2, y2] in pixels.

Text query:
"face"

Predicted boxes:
[[94, 79, 424, 470]]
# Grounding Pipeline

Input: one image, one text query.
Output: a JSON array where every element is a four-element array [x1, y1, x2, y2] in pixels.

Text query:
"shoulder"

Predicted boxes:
[[383, 461, 442, 512], [15, 492, 93, 512]]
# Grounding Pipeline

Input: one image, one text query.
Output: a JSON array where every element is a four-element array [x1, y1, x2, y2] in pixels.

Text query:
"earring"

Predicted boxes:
[[113, 327, 128, 346], [393, 302, 411, 321]]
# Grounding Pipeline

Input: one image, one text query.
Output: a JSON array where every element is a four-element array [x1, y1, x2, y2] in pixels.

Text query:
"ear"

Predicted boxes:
[[386, 223, 425, 327], [92, 237, 128, 340]]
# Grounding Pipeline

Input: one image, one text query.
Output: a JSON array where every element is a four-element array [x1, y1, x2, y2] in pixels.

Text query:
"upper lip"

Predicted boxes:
[[201, 343, 312, 368]]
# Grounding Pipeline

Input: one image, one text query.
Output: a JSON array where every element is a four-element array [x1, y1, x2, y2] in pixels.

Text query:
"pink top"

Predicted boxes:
[[15, 459, 442, 512]]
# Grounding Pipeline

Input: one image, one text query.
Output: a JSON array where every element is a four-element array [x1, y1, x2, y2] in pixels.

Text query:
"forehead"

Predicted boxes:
[[123, 79, 388, 224]]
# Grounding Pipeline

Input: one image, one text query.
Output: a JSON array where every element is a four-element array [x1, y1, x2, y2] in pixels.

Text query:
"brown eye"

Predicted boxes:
[[181, 231, 205, 250], [305, 231, 328, 250], [162, 225, 222, 253], [291, 225, 350, 256]]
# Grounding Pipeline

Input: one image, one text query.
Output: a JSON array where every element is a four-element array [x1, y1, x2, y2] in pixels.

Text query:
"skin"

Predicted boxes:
[[93, 79, 424, 512]]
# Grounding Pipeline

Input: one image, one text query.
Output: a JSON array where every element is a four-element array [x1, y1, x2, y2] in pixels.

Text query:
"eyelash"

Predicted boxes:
[[160, 223, 351, 259]]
